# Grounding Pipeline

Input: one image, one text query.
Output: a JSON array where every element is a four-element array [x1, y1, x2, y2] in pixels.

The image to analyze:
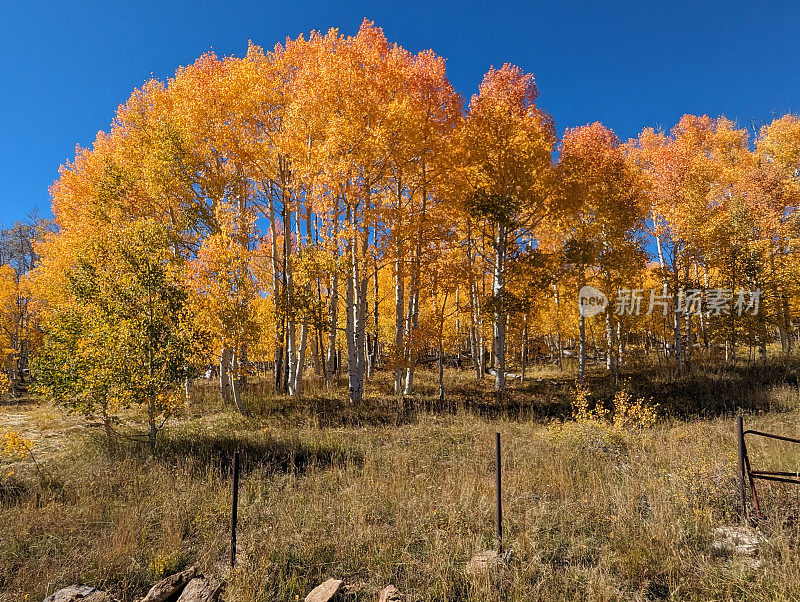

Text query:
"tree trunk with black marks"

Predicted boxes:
[[220, 347, 232, 403]]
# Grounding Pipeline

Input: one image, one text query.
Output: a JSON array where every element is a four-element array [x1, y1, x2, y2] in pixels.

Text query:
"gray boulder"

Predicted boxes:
[[175, 576, 223, 601], [305, 578, 342, 602], [140, 566, 198, 602], [43, 585, 114, 602], [379, 585, 403, 601]]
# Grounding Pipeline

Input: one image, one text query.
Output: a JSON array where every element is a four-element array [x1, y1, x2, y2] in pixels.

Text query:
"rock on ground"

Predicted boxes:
[[43, 586, 114, 602], [379, 585, 403, 601], [304, 578, 343, 602], [140, 566, 198, 602], [175, 576, 223, 601], [712, 525, 766, 556], [465, 549, 511, 575]]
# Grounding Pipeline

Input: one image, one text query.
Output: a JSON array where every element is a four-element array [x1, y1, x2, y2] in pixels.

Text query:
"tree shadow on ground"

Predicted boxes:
[[0, 394, 36, 408], [393, 357, 800, 422], [185, 357, 800, 430], [628, 363, 799, 417], [248, 393, 417, 429], [95, 428, 363, 477]]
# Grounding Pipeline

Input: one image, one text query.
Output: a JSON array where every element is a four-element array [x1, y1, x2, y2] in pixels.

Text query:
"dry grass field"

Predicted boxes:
[[4, 362, 800, 601]]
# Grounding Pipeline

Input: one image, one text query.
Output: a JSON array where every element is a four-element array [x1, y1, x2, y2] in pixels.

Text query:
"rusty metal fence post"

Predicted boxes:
[[734, 420, 800, 521], [231, 450, 240, 568], [495, 432, 502, 554], [737, 416, 747, 520]]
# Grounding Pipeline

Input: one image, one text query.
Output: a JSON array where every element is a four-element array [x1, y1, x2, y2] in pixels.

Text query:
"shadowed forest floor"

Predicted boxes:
[[4, 361, 800, 601]]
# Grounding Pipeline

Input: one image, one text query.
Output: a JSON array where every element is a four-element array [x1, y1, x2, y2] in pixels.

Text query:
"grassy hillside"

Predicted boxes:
[[3, 364, 800, 601]]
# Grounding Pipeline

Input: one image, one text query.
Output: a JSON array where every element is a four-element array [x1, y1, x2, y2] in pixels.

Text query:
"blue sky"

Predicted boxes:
[[1, 1, 799, 225]]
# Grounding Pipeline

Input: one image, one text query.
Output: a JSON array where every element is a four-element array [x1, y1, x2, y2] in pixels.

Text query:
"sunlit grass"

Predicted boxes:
[[3, 361, 800, 600]]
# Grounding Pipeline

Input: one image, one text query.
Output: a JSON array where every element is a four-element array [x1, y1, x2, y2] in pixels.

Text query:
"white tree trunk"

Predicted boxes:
[[394, 255, 405, 394], [220, 346, 232, 402], [553, 284, 563, 370], [229, 349, 249, 416], [403, 287, 419, 395], [656, 234, 682, 374], [493, 224, 506, 392], [326, 256, 339, 381], [292, 320, 307, 396], [403, 186, 426, 395], [346, 206, 364, 404], [578, 313, 586, 384], [605, 311, 616, 375], [521, 313, 528, 382]]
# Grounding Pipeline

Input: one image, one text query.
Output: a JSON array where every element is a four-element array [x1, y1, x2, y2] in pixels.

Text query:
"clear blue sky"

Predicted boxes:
[[1, 1, 799, 225]]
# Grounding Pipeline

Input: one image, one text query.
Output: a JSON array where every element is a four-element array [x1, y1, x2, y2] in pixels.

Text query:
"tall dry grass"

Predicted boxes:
[[3, 362, 800, 600]]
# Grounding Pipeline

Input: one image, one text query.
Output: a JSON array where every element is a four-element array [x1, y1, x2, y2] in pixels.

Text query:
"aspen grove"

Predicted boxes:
[[9, 21, 800, 424]]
